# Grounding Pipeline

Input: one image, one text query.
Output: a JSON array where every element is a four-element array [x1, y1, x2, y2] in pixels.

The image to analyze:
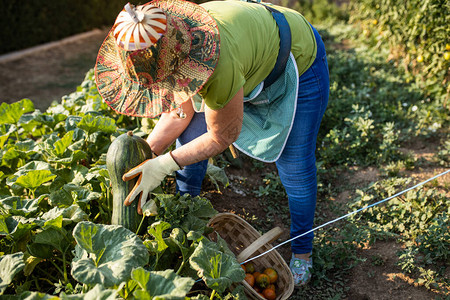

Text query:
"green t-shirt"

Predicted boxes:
[[198, 0, 317, 110]]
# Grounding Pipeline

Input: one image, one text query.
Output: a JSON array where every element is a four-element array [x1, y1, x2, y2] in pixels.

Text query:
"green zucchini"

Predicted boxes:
[[106, 131, 152, 232]]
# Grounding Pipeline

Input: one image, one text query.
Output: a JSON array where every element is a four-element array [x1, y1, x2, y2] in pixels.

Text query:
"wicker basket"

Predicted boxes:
[[208, 213, 294, 300]]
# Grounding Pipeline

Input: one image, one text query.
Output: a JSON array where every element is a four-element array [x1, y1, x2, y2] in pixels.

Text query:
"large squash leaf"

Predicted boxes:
[[71, 222, 149, 287], [0, 196, 44, 217], [60, 284, 117, 300], [33, 227, 70, 254], [49, 184, 100, 207], [0, 215, 35, 241], [54, 131, 74, 157], [0, 252, 25, 295], [77, 115, 116, 135], [189, 237, 245, 294], [41, 205, 88, 226], [131, 268, 194, 300], [15, 170, 56, 190], [0, 99, 34, 125]]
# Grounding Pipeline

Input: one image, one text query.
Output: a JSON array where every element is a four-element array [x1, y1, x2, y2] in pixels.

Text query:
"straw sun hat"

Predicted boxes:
[[95, 0, 220, 118]]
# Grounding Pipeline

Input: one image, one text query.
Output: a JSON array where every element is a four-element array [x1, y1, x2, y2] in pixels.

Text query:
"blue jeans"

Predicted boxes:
[[175, 112, 209, 196], [176, 25, 329, 255]]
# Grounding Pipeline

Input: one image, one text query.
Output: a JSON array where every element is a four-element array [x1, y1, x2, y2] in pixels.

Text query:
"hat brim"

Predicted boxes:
[[95, 0, 220, 118]]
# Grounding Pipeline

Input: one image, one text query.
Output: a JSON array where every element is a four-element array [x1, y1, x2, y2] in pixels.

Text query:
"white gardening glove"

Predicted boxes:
[[122, 152, 181, 214]]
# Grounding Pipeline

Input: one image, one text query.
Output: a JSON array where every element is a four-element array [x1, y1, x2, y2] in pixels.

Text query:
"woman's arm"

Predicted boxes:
[[146, 101, 195, 155], [171, 87, 244, 167]]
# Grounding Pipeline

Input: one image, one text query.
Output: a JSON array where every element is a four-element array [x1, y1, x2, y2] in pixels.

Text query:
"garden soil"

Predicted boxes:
[[0, 29, 447, 299]]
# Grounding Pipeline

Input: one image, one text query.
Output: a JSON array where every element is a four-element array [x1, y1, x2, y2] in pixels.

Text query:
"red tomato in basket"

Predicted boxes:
[[263, 267, 278, 283], [263, 288, 277, 300], [255, 273, 270, 288], [244, 273, 255, 287]]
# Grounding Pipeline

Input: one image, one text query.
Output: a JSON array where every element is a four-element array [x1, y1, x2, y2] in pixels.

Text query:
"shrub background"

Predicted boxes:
[[348, 0, 449, 104]]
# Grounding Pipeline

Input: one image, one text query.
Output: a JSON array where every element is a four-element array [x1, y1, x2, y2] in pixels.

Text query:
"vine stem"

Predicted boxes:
[[136, 214, 146, 235], [48, 259, 65, 278], [36, 266, 59, 282], [62, 250, 69, 284], [210, 290, 216, 300], [176, 260, 185, 275], [39, 277, 55, 286]]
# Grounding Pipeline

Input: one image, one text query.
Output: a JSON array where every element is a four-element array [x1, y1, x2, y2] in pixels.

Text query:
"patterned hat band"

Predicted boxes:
[[95, 0, 220, 118]]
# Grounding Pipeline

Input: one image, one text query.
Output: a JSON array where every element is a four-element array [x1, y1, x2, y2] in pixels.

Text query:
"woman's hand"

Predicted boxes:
[[122, 152, 180, 214]]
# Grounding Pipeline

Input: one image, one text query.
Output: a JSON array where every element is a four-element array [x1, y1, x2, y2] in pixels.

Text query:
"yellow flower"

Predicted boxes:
[[444, 52, 450, 61], [417, 55, 424, 63]]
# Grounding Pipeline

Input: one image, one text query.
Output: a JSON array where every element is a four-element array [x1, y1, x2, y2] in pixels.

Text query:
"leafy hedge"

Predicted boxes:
[[0, 0, 128, 54], [348, 0, 450, 104]]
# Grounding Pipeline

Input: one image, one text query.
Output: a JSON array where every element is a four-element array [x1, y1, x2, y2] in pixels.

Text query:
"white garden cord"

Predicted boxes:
[[241, 169, 449, 265]]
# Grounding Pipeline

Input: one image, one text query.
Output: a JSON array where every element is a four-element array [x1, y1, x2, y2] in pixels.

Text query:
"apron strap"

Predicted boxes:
[[248, 1, 292, 88]]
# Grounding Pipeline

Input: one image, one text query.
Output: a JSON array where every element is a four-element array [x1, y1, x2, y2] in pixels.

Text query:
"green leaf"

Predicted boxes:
[[18, 161, 52, 172], [15, 170, 56, 190], [180, 215, 209, 235], [0, 99, 34, 125], [48, 150, 88, 166], [0, 252, 25, 295], [0, 140, 37, 166], [131, 268, 194, 300], [77, 115, 116, 135], [165, 228, 192, 274], [29, 111, 67, 128], [49, 184, 100, 207], [27, 243, 53, 259], [43, 215, 64, 230], [54, 131, 74, 157], [0, 196, 43, 217], [0, 134, 9, 148], [206, 163, 229, 190], [188, 196, 218, 219], [148, 221, 171, 252], [85, 165, 109, 184], [33, 226, 71, 253], [15, 291, 59, 299], [71, 222, 149, 287], [23, 254, 44, 276], [0, 216, 36, 241], [189, 237, 245, 293], [64, 116, 82, 131], [0, 216, 9, 235], [223, 285, 247, 300], [6, 162, 51, 189], [154, 194, 216, 233], [60, 284, 117, 300], [41, 206, 88, 226], [71, 165, 89, 185]]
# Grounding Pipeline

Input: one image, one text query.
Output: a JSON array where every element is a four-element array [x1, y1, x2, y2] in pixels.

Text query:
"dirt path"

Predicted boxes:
[[0, 28, 110, 111]]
